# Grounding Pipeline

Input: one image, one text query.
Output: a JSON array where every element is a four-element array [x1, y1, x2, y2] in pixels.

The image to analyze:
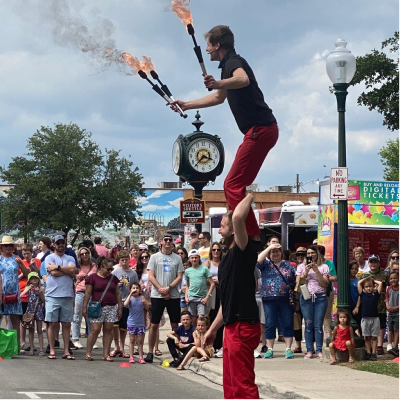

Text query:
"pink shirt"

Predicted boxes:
[[296, 263, 330, 294], [96, 244, 110, 258], [75, 263, 98, 293]]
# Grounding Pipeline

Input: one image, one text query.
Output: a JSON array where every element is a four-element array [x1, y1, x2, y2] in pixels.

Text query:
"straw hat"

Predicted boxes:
[[145, 237, 157, 246], [0, 236, 15, 245]]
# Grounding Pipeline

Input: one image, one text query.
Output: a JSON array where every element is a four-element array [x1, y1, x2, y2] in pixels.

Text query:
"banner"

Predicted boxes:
[[317, 205, 336, 261]]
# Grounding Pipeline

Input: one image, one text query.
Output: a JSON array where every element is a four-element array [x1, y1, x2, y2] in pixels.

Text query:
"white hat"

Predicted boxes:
[[145, 237, 157, 246], [0, 236, 14, 245], [188, 249, 200, 257], [139, 243, 148, 250]]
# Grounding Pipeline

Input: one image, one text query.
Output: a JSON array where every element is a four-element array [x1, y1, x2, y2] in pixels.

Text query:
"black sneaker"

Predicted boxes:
[[261, 345, 268, 353], [54, 340, 60, 348], [45, 344, 50, 354], [69, 340, 78, 350], [377, 346, 384, 355], [370, 353, 377, 361], [170, 358, 181, 368], [144, 353, 154, 363], [388, 348, 399, 357], [364, 352, 371, 361]]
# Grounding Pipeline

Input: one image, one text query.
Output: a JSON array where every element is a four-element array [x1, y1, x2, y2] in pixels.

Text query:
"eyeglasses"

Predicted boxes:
[[296, 254, 305, 257], [104, 267, 113, 272], [199, 237, 205, 240], [2, 244, 14, 247], [141, 256, 149, 260], [55, 241, 65, 245], [391, 256, 399, 260], [212, 249, 221, 252], [164, 238, 173, 242], [80, 252, 89, 256], [178, 252, 184, 255]]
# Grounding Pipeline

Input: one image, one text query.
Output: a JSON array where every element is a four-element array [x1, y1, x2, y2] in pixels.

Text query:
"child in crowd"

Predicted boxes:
[[124, 282, 150, 364], [385, 271, 399, 357], [184, 249, 215, 325], [166, 311, 195, 368], [354, 277, 383, 361], [329, 309, 355, 364], [179, 261, 190, 313], [20, 272, 45, 356], [350, 261, 361, 335], [177, 315, 213, 370]]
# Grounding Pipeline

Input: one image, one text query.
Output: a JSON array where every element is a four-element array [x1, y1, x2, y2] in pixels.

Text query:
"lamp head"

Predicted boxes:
[[326, 38, 356, 84]]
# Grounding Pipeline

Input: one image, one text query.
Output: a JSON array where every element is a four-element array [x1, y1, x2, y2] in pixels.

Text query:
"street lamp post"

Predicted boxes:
[[326, 38, 357, 322]]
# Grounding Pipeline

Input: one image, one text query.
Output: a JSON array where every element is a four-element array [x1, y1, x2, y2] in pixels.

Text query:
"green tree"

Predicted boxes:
[[350, 31, 399, 131], [378, 138, 399, 181], [0, 123, 145, 243]]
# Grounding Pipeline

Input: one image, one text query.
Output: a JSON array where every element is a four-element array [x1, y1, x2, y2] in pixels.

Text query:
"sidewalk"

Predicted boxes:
[[155, 322, 399, 399]]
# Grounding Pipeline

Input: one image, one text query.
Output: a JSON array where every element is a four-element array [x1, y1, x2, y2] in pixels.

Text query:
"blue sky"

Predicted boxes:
[[0, 0, 398, 194]]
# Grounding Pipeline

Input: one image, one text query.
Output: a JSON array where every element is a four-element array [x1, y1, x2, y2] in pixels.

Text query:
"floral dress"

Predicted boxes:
[[0, 255, 23, 315], [26, 288, 45, 321]]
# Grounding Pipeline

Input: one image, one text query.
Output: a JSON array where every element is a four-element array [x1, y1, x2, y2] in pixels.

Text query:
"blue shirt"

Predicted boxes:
[[44, 253, 76, 298], [257, 259, 296, 300], [127, 296, 145, 327], [174, 325, 195, 344]]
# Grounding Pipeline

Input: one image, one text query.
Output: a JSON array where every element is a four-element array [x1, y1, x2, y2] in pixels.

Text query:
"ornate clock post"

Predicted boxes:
[[172, 112, 225, 231]]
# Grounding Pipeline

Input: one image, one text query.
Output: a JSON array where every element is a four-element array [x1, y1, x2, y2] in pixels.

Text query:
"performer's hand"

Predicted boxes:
[[202, 328, 216, 349], [204, 75, 221, 89], [169, 99, 188, 112]]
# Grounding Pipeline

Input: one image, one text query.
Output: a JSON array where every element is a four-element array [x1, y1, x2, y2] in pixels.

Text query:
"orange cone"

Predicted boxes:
[[119, 362, 131, 367]]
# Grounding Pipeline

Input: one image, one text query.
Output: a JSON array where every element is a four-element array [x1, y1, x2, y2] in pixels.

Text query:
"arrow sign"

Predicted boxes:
[[330, 167, 348, 200]]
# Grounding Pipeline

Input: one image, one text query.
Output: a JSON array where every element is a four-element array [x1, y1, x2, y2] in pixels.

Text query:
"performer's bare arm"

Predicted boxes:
[[233, 193, 254, 251], [204, 68, 250, 90]]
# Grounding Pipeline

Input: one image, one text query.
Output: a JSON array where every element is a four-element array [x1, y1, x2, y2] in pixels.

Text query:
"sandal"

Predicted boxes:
[[85, 355, 94, 361], [317, 353, 323, 359], [304, 353, 313, 359], [329, 360, 337, 365], [155, 350, 163, 356], [293, 347, 302, 353], [109, 350, 121, 357], [28, 350, 34, 356], [129, 357, 135, 363], [39, 351, 45, 357], [120, 352, 130, 358], [177, 364, 186, 370], [199, 356, 210, 362], [103, 355, 114, 362], [47, 354, 57, 359], [62, 354, 75, 360]]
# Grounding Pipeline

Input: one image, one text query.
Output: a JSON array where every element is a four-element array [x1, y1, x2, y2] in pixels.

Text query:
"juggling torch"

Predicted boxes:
[[138, 70, 187, 118], [187, 23, 212, 92]]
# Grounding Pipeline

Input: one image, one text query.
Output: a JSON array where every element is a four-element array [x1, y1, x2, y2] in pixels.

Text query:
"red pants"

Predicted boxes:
[[223, 321, 261, 399], [224, 124, 279, 236]]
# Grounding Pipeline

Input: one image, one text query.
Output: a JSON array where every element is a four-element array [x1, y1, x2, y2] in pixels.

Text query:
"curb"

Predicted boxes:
[[185, 358, 309, 399]]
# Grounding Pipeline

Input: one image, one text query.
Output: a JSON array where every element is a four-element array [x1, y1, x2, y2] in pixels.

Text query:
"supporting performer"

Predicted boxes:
[[171, 25, 278, 242]]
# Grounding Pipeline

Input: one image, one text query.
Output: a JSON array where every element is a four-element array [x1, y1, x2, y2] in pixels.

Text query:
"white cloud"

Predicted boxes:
[[168, 197, 183, 208], [140, 204, 173, 212]]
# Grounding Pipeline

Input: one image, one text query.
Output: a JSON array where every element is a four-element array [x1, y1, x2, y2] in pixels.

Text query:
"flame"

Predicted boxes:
[[120, 52, 156, 74], [171, 0, 193, 27]]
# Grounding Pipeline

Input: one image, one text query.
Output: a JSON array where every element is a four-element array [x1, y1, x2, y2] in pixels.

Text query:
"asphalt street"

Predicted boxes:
[[1, 348, 223, 399]]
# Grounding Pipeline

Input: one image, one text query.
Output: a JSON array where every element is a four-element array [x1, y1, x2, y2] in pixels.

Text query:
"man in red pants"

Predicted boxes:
[[203, 194, 261, 399], [171, 25, 278, 241]]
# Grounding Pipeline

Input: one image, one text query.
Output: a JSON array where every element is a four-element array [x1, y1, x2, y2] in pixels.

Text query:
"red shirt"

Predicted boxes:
[[19, 258, 41, 302], [85, 273, 120, 307]]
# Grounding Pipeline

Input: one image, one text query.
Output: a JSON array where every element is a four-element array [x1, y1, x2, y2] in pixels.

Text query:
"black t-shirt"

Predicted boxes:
[[219, 49, 277, 134], [174, 325, 195, 344], [218, 240, 259, 325], [360, 291, 380, 318]]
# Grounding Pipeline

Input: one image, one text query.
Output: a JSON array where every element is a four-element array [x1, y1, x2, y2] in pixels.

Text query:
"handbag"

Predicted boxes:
[[22, 297, 39, 329], [270, 261, 295, 309], [0, 328, 19, 359], [88, 274, 114, 319], [3, 294, 18, 304]]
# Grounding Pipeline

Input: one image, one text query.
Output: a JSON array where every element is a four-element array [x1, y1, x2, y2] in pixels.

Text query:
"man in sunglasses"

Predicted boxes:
[[198, 231, 211, 264], [145, 233, 184, 363]]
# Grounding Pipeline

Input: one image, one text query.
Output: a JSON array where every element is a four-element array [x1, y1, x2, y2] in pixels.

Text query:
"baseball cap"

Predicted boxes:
[[162, 233, 173, 239], [54, 235, 65, 243], [368, 254, 380, 262], [27, 272, 40, 283], [175, 237, 182, 243], [188, 249, 200, 257], [296, 247, 307, 255], [139, 243, 148, 250], [313, 239, 318, 245]]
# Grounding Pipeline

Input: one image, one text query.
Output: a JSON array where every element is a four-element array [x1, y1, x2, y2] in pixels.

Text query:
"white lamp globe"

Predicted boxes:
[[326, 38, 356, 84]]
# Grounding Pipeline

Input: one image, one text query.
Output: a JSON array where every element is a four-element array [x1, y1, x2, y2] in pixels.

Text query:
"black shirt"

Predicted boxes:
[[360, 291, 380, 318], [219, 49, 277, 134], [218, 240, 259, 325]]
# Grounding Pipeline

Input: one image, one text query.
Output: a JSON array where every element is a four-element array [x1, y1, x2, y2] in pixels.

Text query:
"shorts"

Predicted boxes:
[[188, 298, 207, 317], [127, 325, 146, 336], [151, 297, 180, 325], [19, 302, 29, 321], [90, 304, 119, 324], [256, 297, 265, 324], [45, 297, 74, 323], [388, 314, 399, 332], [379, 313, 387, 329], [180, 300, 188, 309], [361, 317, 380, 337], [114, 307, 129, 331]]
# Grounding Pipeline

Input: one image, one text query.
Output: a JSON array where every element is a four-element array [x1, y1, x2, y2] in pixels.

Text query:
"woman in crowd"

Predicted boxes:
[[296, 245, 330, 359], [257, 243, 296, 359], [203, 242, 224, 357], [353, 246, 369, 275], [83, 257, 122, 361], [72, 247, 97, 349], [0, 236, 31, 347], [177, 247, 188, 262], [385, 250, 399, 274]]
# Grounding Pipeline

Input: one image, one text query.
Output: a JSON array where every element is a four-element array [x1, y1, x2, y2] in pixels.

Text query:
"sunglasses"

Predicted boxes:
[[391, 256, 399, 260], [164, 238, 173, 242], [80, 252, 89, 256], [141, 256, 149, 260], [2, 244, 14, 247], [104, 267, 113, 272], [212, 249, 221, 252], [178, 252, 185, 255]]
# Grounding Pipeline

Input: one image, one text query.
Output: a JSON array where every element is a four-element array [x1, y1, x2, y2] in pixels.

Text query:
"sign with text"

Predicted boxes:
[[330, 167, 348, 200], [180, 198, 205, 224]]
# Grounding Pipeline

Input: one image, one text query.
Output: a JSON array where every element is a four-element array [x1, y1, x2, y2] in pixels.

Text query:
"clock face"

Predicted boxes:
[[172, 140, 181, 175], [187, 138, 220, 173]]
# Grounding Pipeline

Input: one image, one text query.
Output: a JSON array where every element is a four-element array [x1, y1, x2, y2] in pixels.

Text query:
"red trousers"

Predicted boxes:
[[224, 124, 279, 236], [223, 321, 261, 399]]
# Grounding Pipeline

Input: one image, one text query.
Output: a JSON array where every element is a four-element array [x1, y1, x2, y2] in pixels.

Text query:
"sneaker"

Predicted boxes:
[[139, 358, 146, 364], [54, 340, 60, 348], [45, 344, 50, 354], [254, 350, 262, 358], [129, 357, 135, 363], [370, 353, 377, 361], [215, 348, 223, 358], [69, 340, 78, 350], [264, 349, 273, 359], [285, 349, 294, 359], [21, 344, 30, 351], [364, 352, 371, 361], [73, 341, 84, 349], [170, 359, 180, 368], [144, 353, 154, 363], [93, 345, 98, 349], [261, 345, 268, 353], [377, 346, 384, 355], [388, 348, 399, 357], [387, 344, 393, 351]]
